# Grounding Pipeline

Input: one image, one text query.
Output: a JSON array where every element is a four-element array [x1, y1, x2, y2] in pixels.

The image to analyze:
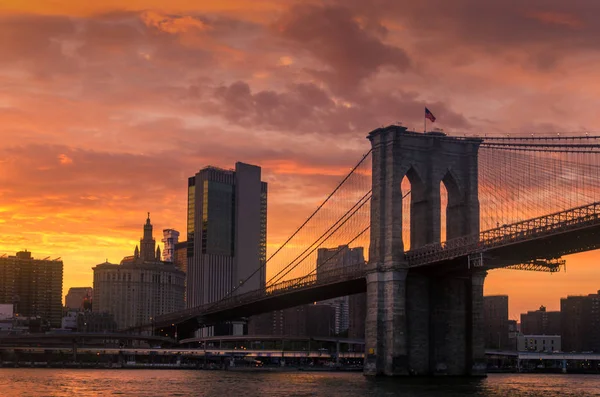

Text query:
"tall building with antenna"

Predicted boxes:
[[186, 162, 267, 335], [93, 214, 185, 329]]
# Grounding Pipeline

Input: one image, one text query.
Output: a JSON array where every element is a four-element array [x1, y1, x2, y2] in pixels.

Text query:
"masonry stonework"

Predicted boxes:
[[365, 126, 486, 376]]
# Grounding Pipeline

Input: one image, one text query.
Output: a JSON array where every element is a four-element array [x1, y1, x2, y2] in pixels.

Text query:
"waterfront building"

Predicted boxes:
[[65, 287, 93, 310], [0, 251, 63, 328], [484, 295, 509, 350], [161, 229, 180, 262], [517, 335, 561, 352], [186, 163, 267, 312], [77, 311, 117, 333], [92, 214, 185, 329], [520, 305, 561, 336]]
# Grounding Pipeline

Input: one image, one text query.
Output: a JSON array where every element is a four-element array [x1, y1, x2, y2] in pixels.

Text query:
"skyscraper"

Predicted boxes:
[[161, 229, 180, 262], [0, 251, 63, 327], [187, 163, 267, 310], [483, 295, 509, 350], [92, 214, 185, 329]]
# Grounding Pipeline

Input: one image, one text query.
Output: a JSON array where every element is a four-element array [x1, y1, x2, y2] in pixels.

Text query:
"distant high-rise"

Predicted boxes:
[[161, 229, 180, 262], [348, 293, 366, 339], [65, 287, 93, 310], [316, 245, 364, 278], [186, 163, 267, 310], [92, 214, 185, 329], [316, 245, 364, 335], [248, 304, 336, 337], [0, 251, 63, 327], [561, 290, 600, 352], [483, 295, 509, 350], [520, 305, 561, 336]]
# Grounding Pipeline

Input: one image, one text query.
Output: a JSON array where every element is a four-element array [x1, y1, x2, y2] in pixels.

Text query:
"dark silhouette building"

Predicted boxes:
[[520, 305, 561, 336], [65, 287, 93, 310], [0, 251, 63, 328], [248, 304, 336, 337], [348, 293, 366, 339], [561, 291, 600, 352], [484, 295, 509, 349]]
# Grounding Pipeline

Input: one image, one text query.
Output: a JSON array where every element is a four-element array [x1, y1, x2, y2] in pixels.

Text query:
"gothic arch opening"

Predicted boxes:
[[441, 171, 463, 241], [401, 167, 425, 250], [440, 181, 448, 242]]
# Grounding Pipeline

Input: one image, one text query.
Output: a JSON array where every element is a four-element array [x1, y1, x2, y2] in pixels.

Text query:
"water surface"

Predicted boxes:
[[1, 369, 599, 396]]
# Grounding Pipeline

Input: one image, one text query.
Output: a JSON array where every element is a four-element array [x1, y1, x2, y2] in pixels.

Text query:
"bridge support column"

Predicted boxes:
[[467, 271, 487, 376], [430, 276, 468, 375], [364, 268, 408, 376]]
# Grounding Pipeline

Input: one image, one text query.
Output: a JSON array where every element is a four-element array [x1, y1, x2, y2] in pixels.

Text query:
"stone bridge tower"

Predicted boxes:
[[365, 125, 486, 376]]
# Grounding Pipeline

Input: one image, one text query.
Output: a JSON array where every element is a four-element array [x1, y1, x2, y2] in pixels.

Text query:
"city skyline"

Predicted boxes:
[[2, 1, 600, 320]]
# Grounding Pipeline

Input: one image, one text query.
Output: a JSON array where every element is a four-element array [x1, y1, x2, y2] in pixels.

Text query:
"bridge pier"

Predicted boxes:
[[365, 125, 484, 376], [364, 269, 408, 376], [365, 270, 487, 376]]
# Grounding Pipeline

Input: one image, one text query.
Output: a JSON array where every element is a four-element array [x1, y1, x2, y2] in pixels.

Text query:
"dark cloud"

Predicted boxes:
[[276, 4, 411, 93], [208, 80, 471, 133]]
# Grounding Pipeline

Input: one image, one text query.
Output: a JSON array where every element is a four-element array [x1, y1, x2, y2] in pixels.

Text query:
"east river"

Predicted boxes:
[[1, 369, 599, 396]]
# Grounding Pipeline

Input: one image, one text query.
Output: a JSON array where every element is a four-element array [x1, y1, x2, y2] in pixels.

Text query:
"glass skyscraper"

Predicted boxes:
[[186, 163, 267, 323]]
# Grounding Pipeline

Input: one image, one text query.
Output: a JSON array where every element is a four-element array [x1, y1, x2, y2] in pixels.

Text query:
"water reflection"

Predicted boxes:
[[0, 370, 599, 397]]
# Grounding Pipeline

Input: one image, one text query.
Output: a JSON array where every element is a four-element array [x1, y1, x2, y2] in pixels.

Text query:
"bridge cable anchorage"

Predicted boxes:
[[204, 151, 373, 310]]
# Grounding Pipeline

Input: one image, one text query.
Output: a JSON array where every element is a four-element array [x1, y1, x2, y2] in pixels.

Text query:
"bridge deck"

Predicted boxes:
[[125, 202, 600, 332]]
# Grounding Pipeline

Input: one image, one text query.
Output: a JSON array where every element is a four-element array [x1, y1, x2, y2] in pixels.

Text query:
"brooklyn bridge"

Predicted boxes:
[[124, 125, 600, 376]]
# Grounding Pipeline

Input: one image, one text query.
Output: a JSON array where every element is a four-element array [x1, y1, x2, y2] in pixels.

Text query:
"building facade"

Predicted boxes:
[[518, 335, 561, 352], [315, 246, 365, 335], [520, 305, 561, 336], [348, 292, 366, 339], [173, 241, 187, 274], [561, 291, 600, 352], [248, 304, 336, 337], [0, 251, 63, 327], [484, 295, 509, 350], [187, 163, 267, 309], [65, 287, 93, 310], [92, 215, 185, 329], [161, 229, 180, 263]]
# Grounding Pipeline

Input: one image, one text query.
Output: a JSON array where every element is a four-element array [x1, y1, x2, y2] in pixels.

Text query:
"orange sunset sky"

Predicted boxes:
[[1, 0, 600, 320]]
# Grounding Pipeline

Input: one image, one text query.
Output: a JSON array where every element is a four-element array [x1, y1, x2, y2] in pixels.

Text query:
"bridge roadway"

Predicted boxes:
[[136, 202, 600, 332]]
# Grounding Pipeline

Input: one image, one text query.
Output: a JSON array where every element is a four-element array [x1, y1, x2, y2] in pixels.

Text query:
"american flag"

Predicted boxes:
[[425, 107, 436, 122]]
